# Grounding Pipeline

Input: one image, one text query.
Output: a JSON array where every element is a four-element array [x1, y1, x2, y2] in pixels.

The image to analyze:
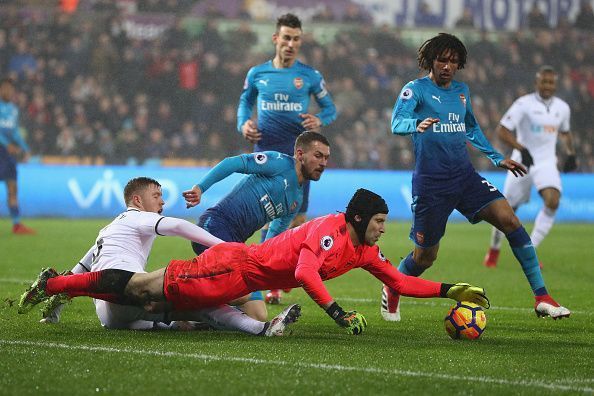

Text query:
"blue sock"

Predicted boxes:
[[397, 252, 426, 277], [506, 226, 547, 296], [260, 229, 268, 243], [249, 291, 264, 301], [9, 206, 19, 225]]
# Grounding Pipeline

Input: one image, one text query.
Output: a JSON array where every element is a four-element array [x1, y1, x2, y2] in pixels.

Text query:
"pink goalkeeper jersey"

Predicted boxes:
[[244, 213, 442, 306]]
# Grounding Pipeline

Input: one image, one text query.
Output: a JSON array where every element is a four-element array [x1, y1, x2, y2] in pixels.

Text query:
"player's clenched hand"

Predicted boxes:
[[416, 117, 439, 133], [499, 158, 527, 178], [299, 113, 322, 132], [326, 302, 367, 335], [445, 283, 490, 309], [182, 185, 203, 208], [241, 120, 261, 143]]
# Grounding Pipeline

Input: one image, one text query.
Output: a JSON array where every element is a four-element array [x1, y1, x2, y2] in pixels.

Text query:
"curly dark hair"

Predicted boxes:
[[276, 13, 302, 32], [417, 33, 467, 71]]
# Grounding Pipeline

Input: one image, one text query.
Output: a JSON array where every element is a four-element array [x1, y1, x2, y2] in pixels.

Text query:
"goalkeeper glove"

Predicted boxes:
[[562, 154, 577, 172], [326, 302, 367, 335], [520, 148, 534, 169], [442, 283, 490, 309]]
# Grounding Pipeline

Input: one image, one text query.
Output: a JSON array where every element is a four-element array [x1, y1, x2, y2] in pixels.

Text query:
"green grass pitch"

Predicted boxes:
[[0, 219, 592, 395]]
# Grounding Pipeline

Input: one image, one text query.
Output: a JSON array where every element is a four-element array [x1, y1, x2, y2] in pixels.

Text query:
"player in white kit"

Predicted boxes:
[[38, 177, 300, 335], [484, 66, 577, 267]]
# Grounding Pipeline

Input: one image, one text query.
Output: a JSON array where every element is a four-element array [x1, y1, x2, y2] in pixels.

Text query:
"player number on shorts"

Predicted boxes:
[[481, 180, 497, 192], [92, 238, 104, 264]]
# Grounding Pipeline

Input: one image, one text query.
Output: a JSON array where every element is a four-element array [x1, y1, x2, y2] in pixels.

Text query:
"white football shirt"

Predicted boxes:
[[500, 93, 570, 163], [90, 208, 164, 272]]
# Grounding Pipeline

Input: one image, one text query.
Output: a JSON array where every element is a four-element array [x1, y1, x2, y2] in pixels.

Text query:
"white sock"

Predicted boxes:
[[531, 206, 556, 247], [200, 305, 265, 335], [489, 226, 504, 250]]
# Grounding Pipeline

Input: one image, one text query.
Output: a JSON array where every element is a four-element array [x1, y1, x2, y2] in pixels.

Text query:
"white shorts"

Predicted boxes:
[[503, 154, 562, 207], [94, 300, 166, 330]]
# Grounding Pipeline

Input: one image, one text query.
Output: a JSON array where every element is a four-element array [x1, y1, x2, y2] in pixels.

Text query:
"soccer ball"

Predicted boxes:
[[444, 301, 486, 340]]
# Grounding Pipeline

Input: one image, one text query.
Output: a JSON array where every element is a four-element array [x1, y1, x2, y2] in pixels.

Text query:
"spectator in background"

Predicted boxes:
[[8, 40, 38, 80], [312, 5, 335, 23], [415, 2, 442, 27], [455, 7, 475, 28], [527, 4, 549, 29], [574, 0, 594, 30], [342, 3, 368, 23], [176, 49, 199, 120]]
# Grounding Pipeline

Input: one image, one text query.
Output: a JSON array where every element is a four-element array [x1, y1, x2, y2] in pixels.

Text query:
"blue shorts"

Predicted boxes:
[[191, 213, 243, 255], [0, 145, 17, 181], [409, 171, 504, 248]]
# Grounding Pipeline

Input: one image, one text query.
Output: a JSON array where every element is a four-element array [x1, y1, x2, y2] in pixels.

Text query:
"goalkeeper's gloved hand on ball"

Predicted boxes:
[[442, 283, 490, 309], [326, 302, 367, 335]]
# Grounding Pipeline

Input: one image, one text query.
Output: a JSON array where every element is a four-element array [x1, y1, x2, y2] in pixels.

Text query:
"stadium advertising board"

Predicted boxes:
[[190, 0, 590, 30], [2, 164, 593, 222]]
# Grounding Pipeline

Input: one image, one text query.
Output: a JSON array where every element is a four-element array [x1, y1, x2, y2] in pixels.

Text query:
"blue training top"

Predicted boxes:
[[197, 151, 303, 242], [0, 100, 28, 151], [237, 60, 337, 154], [391, 76, 503, 191]]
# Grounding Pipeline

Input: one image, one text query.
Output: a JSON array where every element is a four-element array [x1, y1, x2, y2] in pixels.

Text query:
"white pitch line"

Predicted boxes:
[[0, 277, 589, 315], [337, 297, 589, 315], [0, 339, 592, 393]]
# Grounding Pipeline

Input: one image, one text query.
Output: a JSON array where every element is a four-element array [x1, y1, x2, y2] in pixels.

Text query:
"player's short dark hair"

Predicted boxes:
[[124, 177, 161, 205], [417, 33, 467, 71], [276, 13, 302, 32], [536, 65, 556, 78], [295, 131, 330, 151]]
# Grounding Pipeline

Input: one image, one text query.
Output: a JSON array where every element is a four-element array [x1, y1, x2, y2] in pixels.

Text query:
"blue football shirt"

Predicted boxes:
[[237, 60, 336, 154], [391, 76, 503, 192], [197, 151, 303, 241]]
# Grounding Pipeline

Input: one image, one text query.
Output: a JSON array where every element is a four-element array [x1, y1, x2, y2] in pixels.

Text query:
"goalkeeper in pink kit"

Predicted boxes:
[[20, 189, 489, 335]]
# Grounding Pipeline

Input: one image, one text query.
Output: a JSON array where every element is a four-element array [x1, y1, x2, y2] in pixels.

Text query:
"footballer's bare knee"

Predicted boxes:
[[125, 269, 166, 304], [413, 246, 438, 268]]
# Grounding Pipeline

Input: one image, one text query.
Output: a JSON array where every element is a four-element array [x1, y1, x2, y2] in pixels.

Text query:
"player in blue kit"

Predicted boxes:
[[183, 131, 330, 320], [382, 33, 570, 322], [237, 13, 336, 303], [0, 77, 35, 235]]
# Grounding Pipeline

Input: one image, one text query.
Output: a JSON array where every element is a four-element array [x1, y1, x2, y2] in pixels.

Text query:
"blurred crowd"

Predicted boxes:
[[1, 3, 593, 171]]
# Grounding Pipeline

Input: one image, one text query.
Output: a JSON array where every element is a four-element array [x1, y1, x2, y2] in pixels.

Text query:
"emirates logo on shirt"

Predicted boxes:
[[293, 77, 303, 89], [459, 94, 466, 106]]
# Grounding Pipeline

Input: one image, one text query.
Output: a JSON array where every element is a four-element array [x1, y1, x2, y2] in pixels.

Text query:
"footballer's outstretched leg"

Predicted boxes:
[[18, 268, 60, 314]]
